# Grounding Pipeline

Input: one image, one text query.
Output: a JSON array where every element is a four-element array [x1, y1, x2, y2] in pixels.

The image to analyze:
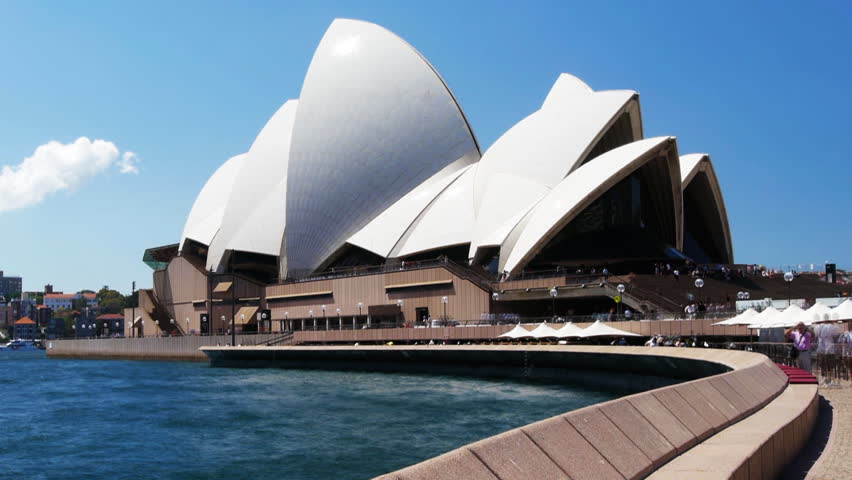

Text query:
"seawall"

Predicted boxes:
[[45, 334, 282, 361]]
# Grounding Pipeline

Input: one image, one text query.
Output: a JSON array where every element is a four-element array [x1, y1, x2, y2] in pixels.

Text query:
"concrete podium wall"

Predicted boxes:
[[46, 334, 282, 361]]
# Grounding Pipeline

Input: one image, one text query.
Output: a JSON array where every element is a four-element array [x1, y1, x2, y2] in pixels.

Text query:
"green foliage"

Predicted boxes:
[[71, 297, 88, 311], [96, 287, 130, 314], [53, 308, 73, 326], [124, 291, 138, 309]]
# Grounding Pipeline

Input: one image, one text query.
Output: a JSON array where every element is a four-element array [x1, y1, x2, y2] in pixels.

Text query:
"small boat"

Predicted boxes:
[[0, 340, 39, 351]]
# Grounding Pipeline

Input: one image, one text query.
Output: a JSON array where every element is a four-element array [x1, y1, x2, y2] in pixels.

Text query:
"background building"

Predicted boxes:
[[43, 293, 98, 311], [0, 271, 22, 299], [13, 317, 35, 340]]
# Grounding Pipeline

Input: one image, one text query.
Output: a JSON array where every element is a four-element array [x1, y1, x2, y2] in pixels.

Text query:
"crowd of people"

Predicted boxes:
[[643, 334, 700, 348]]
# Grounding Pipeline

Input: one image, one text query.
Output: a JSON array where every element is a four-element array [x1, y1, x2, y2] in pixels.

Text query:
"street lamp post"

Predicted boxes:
[[784, 271, 794, 306], [616, 284, 626, 320], [441, 296, 448, 322], [694, 278, 704, 318], [284, 311, 289, 332], [322, 305, 328, 330], [397, 299, 404, 327], [155, 320, 159, 337], [185, 317, 189, 335], [336, 308, 342, 330], [549, 287, 558, 320], [491, 292, 499, 325], [240, 314, 245, 335], [357, 302, 363, 330], [131, 280, 136, 339], [220, 315, 226, 339], [309, 310, 315, 331]]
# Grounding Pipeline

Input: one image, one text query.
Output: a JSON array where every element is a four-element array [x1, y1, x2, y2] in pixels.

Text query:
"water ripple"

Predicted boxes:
[[1, 352, 616, 479]]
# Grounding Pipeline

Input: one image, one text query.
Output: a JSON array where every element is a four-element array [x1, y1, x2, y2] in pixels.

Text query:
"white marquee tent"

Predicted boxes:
[[765, 304, 806, 328], [556, 322, 585, 338], [746, 306, 781, 329], [803, 303, 834, 324], [831, 299, 852, 321], [712, 308, 758, 326], [528, 322, 562, 339], [498, 324, 532, 339], [578, 320, 640, 338]]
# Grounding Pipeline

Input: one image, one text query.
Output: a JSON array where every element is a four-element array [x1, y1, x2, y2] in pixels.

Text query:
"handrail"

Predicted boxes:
[[252, 331, 296, 346]]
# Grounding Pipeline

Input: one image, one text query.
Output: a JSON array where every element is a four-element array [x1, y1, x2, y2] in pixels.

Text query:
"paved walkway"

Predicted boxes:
[[803, 386, 852, 480]]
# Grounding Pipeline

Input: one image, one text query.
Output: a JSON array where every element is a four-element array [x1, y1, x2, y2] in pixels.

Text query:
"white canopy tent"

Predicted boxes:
[[712, 308, 758, 326], [528, 322, 562, 339], [746, 306, 781, 329], [765, 304, 806, 328], [802, 303, 834, 324], [830, 299, 852, 321], [498, 324, 532, 339], [556, 322, 585, 338], [578, 320, 640, 338]]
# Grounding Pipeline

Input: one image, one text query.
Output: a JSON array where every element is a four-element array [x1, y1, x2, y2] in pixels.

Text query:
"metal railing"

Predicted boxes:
[[283, 258, 456, 284], [710, 341, 851, 384]]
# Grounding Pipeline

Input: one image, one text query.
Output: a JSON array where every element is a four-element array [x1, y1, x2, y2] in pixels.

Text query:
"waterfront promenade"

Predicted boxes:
[[46, 318, 749, 361], [802, 386, 852, 480]]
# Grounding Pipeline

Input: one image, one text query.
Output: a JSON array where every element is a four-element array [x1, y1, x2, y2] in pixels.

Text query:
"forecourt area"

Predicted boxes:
[[201, 344, 818, 480]]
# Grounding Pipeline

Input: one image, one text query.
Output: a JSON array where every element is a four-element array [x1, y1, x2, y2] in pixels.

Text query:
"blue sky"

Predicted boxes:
[[0, 1, 849, 294]]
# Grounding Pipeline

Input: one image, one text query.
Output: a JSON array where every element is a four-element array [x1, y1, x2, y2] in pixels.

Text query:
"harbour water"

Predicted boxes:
[[2, 352, 617, 480]]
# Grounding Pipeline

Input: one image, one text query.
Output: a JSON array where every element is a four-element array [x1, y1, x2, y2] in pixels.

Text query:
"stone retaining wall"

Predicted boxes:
[[46, 334, 281, 361]]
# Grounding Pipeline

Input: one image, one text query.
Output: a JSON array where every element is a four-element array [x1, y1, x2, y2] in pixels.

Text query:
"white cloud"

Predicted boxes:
[[117, 151, 141, 174], [0, 137, 140, 213]]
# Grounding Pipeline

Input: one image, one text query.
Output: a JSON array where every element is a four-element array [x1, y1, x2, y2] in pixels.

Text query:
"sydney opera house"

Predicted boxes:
[[134, 19, 733, 336]]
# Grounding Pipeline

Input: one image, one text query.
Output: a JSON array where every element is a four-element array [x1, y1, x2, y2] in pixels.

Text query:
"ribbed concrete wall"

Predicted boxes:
[[46, 334, 282, 361]]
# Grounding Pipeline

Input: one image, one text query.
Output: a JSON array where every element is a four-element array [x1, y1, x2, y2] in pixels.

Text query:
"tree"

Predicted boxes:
[[53, 308, 74, 332], [93, 287, 126, 314], [71, 297, 89, 312], [124, 291, 138, 309]]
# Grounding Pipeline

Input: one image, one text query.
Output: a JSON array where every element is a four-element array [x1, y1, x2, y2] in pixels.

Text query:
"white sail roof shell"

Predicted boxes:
[[285, 19, 479, 277], [176, 19, 734, 286], [499, 136, 681, 275], [392, 164, 478, 258], [179, 152, 247, 251], [680, 153, 734, 263], [469, 74, 640, 259], [207, 100, 298, 272], [348, 161, 475, 258]]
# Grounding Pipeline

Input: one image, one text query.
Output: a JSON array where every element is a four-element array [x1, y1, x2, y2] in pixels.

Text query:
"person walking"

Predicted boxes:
[[785, 322, 815, 373]]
